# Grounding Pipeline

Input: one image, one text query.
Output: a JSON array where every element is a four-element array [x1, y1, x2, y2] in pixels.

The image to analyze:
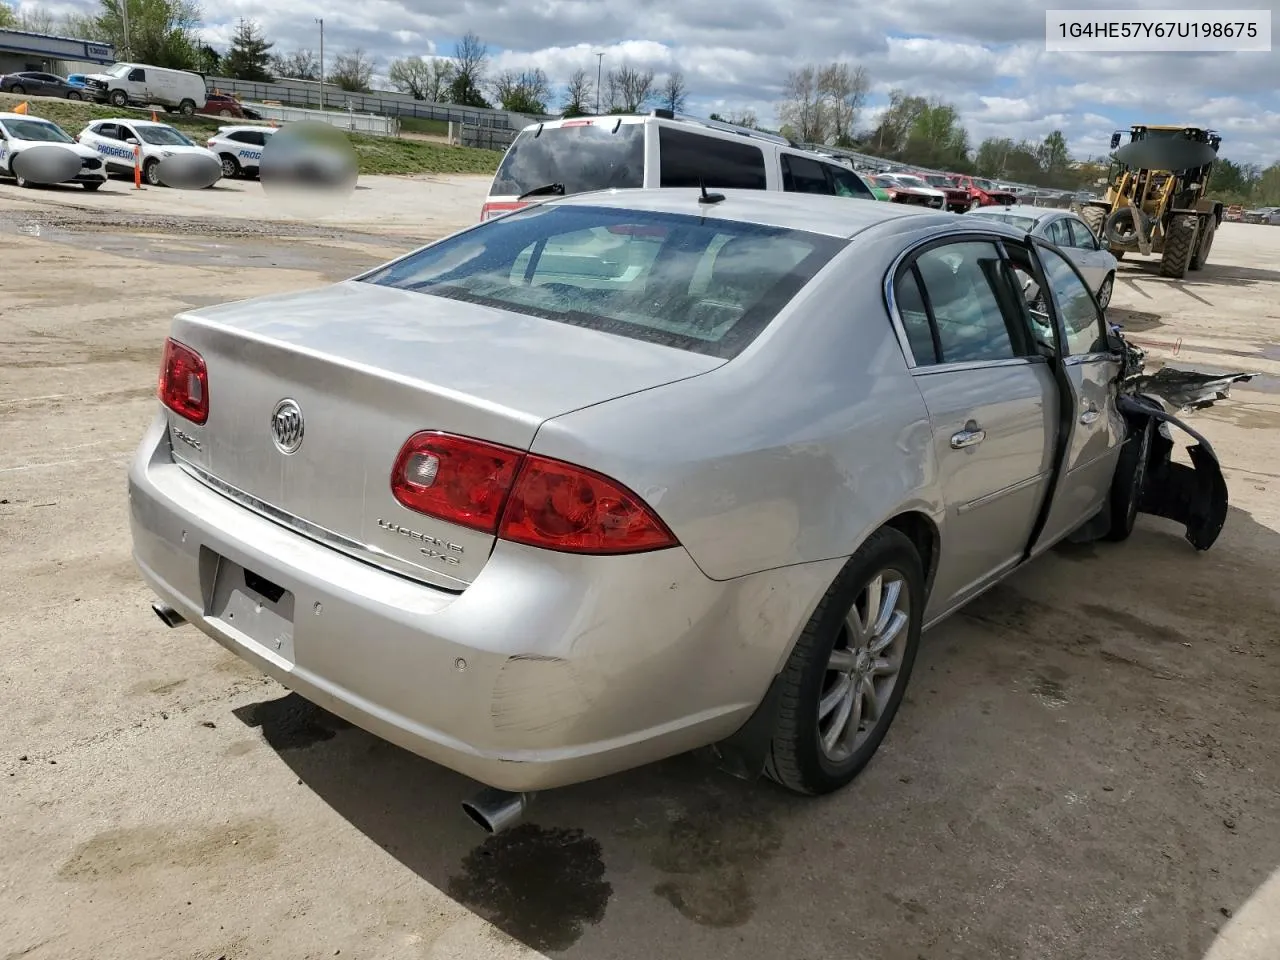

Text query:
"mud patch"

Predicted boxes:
[[447, 824, 611, 952], [647, 794, 784, 927], [58, 817, 280, 881], [1082, 604, 1191, 645], [1031, 671, 1070, 709], [233, 693, 351, 751], [127, 677, 187, 697]]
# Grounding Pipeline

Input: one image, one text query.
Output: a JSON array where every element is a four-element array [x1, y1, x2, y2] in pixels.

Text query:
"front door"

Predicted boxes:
[[893, 237, 1058, 614], [1027, 241, 1125, 550]]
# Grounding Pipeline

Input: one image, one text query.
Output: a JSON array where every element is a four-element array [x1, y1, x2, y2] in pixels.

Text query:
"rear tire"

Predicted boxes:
[[220, 153, 241, 179], [179, 99, 196, 116], [1159, 215, 1197, 279], [1189, 215, 1215, 270], [9, 84, 25, 95], [82, 181, 102, 191], [765, 527, 924, 796], [67, 90, 81, 100]]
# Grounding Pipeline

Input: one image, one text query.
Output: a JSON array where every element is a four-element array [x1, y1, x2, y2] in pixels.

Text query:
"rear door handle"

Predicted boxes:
[[951, 427, 986, 449]]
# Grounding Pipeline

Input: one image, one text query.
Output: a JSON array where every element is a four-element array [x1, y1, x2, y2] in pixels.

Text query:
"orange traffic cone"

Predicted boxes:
[[151, 110, 158, 121], [134, 143, 143, 189], [13, 101, 29, 114]]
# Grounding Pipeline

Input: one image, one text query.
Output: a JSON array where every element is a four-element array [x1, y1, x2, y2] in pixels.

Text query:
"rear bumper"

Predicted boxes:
[[128, 414, 830, 791]]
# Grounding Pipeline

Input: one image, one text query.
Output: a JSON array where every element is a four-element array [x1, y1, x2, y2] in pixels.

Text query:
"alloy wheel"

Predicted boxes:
[[818, 570, 911, 763]]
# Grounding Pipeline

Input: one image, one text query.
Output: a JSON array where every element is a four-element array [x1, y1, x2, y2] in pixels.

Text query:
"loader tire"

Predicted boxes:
[[1190, 214, 1216, 270], [1080, 205, 1107, 242], [1105, 207, 1146, 246], [1159, 215, 1197, 279]]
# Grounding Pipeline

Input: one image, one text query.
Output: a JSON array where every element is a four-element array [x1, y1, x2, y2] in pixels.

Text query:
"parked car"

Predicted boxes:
[[481, 109, 877, 220], [911, 172, 972, 212], [949, 174, 1019, 207], [1224, 205, 1244, 222], [77, 118, 221, 187], [965, 204, 1118, 308], [0, 71, 83, 99], [80, 62, 208, 116], [870, 173, 945, 208], [206, 124, 277, 178], [1243, 206, 1280, 225], [201, 93, 262, 120], [0, 112, 107, 189], [128, 189, 1232, 831]]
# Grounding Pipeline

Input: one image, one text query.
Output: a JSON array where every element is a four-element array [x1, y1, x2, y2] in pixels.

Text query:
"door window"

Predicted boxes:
[[95, 123, 118, 139], [1037, 246, 1106, 356], [1065, 218, 1099, 249], [826, 163, 873, 199], [781, 154, 833, 194], [1045, 218, 1073, 247], [657, 127, 767, 190], [911, 242, 1030, 364], [128, 68, 145, 82], [893, 267, 940, 365]]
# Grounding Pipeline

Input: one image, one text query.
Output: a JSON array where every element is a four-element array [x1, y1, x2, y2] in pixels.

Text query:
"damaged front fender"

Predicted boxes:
[[1117, 394, 1227, 551]]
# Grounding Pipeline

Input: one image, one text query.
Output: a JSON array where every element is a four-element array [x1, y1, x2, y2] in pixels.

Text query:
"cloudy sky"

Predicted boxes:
[[18, 0, 1280, 163]]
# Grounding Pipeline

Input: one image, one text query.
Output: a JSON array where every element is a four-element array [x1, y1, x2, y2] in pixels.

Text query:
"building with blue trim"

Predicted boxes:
[[0, 28, 115, 77]]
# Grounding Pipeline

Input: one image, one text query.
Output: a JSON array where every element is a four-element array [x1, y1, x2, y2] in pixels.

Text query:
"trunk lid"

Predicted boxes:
[[166, 280, 722, 589]]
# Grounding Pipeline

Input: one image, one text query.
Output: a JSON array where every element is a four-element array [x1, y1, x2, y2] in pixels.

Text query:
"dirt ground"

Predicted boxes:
[[1, 178, 1278, 960]]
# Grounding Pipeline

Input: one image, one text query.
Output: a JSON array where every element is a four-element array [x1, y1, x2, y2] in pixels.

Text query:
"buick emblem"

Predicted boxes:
[[271, 398, 304, 454]]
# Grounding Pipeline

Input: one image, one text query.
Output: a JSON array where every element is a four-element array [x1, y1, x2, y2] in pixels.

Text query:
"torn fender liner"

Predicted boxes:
[[1128, 368, 1255, 412], [1118, 395, 1227, 551]]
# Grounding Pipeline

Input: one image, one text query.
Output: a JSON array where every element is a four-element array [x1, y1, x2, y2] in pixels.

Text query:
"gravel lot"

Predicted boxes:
[[1, 181, 1278, 960]]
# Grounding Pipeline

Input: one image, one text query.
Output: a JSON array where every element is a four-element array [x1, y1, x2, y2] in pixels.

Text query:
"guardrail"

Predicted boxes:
[[207, 76, 549, 133], [244, 101, 399, 137]]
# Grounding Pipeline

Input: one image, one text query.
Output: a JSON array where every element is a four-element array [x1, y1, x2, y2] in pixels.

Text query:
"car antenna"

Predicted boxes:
[[698, 179, 725, 205]]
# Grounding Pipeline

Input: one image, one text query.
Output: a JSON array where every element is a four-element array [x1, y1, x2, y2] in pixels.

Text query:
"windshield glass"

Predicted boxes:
[[490, 122, 644, 197], [360, 204, 843, 359], [106, 63, 132, 78], [137, 125, 193, 146], [895, 175, 930, 188], [4, 119, 74, 143], [968, 212, 1038, 232], [973, 178, 997, 191], [922, 175, 953, 187]]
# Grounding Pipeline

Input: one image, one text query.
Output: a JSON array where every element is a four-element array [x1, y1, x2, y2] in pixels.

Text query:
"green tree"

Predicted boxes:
[[1037, 130, 1072, 185], [901, 100, 969, 170], [194, 43, 220, 75], [491, 68, 549, 114], [222, 18, 273, 81], [328, 49, 374, 93], [0, 4, 15, 27], [389, 56, 453, 101], [94, 0, 203, 69], [448, 31, 490, 107]]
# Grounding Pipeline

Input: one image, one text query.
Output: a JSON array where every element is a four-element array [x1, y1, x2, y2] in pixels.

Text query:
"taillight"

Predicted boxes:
[[390, 431, 678, 555], [480, 201, 528, 221], [158, 338, 208, 424]]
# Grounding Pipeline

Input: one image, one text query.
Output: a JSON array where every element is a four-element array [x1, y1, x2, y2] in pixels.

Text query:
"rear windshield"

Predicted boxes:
[[490, 122, 644, 198], [360, 204, 844, 359], [968, 212, 1038, 232]]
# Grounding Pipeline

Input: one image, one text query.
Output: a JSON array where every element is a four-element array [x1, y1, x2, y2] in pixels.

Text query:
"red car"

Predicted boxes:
[[949, 174, 1018, 207], [869, 174, 943, 209], [910, 172, 972, 213], [200, 93, 262, 120]]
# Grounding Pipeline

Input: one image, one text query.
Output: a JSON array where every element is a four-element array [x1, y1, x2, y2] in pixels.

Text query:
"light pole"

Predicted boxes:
[[316, 18, 325, 110], [594, 52, 603, 115], [120, 0, 131, 60]]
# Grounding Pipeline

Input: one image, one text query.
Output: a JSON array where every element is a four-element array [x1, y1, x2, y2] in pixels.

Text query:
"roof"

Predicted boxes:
[[548, 188, 950, 239], [0, 112, 61, 122], [966, 204, 1067, 221], [215, 125, 278, 133], [90, 118, 174, 128]]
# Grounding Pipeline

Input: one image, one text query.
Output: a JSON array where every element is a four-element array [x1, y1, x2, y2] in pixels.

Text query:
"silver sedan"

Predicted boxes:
[[965, 204, 1119, 309], [128, 189, 1230, 829]]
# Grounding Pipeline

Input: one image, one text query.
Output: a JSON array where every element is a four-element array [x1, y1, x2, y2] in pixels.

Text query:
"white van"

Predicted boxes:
[[82, 63, 208, 116], [481, 109, 879, 220]]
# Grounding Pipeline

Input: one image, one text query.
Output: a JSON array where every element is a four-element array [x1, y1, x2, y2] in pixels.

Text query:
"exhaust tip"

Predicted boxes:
[[151, 602, 186, 628], [462, 788, 534, 834]]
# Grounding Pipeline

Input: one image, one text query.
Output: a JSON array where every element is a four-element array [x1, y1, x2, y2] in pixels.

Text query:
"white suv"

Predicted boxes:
[[481, 109, 879, 220], [206, 124, 277, 179]]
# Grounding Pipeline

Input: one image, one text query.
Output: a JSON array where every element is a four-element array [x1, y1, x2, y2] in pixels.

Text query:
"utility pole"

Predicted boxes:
[[594, 52, 603, 115], [316, 18, 325, 110], [120, 0, 131, 60]]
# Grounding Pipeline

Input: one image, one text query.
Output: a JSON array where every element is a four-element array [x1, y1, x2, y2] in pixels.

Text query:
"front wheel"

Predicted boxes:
[[765, 526, 924, 795], [82, 181, 103, 191], [109, 89, 128, 107], [1096, 272, 1115, 310], [143, 158, 162, 187]]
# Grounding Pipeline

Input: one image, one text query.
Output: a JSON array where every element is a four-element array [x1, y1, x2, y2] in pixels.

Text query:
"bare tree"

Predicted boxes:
[[389, 56, 453, 101], [726, 109, 758, 129], [777, 65, 826, 143], [272, 49, 321, 81], [820, 63, 870, 145], [490, 68, 550, 115], [328, 49, 374, 93], [608, 64, 656, 113], [562, 67, 594, 116], [17, 7, 58, 33], [659, 70, 688, 113], [449, 31, 489, 106]]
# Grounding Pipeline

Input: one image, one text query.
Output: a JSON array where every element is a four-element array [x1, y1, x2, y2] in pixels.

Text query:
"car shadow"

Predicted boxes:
[[233, 502, 1280, 957]]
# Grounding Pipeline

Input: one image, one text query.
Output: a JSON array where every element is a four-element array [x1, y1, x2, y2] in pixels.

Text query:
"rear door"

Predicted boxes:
[[892, 237, 1058, 609], [1063, 216, 1111, 289], [779, 153, 834, 194], [1027, 241, 1125, 550]]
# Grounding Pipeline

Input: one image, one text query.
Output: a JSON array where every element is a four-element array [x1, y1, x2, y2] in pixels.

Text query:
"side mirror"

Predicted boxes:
[[1099, 236, 1110, 250], [1110, 133, 1122, 149], [125, 137, 139, 145]]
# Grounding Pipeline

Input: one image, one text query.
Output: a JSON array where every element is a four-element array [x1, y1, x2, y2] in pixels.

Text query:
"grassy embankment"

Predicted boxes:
[[0, 94, 501, 176]]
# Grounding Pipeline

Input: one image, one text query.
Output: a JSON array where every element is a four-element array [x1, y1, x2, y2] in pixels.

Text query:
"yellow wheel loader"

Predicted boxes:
[[1080, 125, 1224, 280]]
